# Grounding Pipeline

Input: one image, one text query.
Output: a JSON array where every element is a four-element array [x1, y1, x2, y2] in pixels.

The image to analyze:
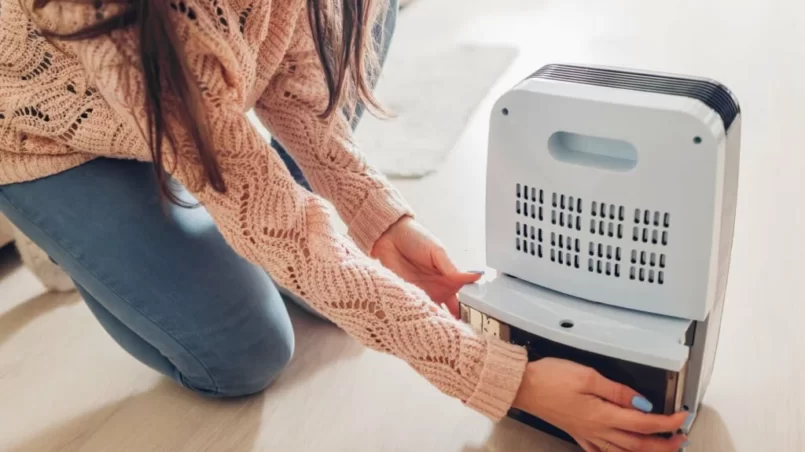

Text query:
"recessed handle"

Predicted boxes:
[[548, 131, 638, 171]]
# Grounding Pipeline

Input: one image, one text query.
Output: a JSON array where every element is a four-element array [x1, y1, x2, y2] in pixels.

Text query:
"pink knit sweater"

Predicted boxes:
[[0, 0, 527, 419]]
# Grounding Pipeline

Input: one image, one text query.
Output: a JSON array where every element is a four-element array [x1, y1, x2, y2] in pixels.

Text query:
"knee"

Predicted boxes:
[[183, 328, 295, 398]]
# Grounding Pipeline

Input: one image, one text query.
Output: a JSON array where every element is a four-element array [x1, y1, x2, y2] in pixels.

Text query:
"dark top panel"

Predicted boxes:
[[529, 64, 740, 131]]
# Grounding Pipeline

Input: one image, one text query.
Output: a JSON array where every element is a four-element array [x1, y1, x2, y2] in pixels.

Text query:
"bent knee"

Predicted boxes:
[[181, 330, 295, 398]]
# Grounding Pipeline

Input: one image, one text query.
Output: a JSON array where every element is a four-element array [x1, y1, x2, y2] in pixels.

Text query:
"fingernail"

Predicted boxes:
[[681, 411, 695, 434], [631, 395, 653, 412], [681, 440, 690, 448], [469, 270, 485, 275]]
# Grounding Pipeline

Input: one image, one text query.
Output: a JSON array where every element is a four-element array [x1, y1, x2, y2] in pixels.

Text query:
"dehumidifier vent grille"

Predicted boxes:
[[529, 64, 740, 130], [514, 184, 671, 283]]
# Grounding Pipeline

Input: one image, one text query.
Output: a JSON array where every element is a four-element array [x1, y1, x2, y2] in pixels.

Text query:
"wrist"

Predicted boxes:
[[464, 339, 530, 420], [512, 360, 547, 417], [371, 214, 413, 256], [349, 188, 413, 254]]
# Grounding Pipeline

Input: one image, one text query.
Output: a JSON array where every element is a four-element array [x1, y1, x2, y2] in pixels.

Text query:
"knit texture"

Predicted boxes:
[[0, 0, 527, 419]]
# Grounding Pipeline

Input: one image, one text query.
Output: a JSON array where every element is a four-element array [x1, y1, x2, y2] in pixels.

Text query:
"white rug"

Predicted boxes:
[[355, 44, 519, 178]]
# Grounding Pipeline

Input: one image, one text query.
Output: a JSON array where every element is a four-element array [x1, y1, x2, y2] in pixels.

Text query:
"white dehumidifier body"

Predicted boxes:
[[458, 64, 740, 447]]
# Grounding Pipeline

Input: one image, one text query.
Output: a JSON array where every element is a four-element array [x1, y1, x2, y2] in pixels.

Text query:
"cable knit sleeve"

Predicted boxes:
[[180, 7, 528, 421], [178, 96, 527, 419], [252, 11, 411, 254]]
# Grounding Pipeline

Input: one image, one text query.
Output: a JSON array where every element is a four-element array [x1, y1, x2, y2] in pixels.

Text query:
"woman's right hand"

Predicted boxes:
[[513, 358, 690, 452]]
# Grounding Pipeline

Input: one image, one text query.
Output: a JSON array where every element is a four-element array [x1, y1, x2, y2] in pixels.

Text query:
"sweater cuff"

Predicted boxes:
[[348, 187, 414, 254], [465, 338, 529, 421]]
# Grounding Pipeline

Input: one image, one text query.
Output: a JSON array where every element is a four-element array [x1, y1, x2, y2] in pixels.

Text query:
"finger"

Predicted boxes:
[[607, 408, 689, 435], [592, 440, 627, 452], [585, 371, 649, 411], [447, 271, 483, 285], [603, 430, 689, 452]]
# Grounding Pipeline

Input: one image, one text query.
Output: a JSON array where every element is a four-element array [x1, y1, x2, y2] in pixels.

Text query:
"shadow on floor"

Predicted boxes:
[[3, 301, 361, 452], [688, 404, 737, 452], [0, 244, 20, 280], [2, 380, 267, 452], [0, 289, 81, 348], [462, 404, 737, 452], [461, 417, 578, 452], [270, 301, 364, 393]]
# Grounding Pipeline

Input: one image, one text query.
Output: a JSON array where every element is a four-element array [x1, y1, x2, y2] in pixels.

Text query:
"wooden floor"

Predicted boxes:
[[2, 0, 804, 451]]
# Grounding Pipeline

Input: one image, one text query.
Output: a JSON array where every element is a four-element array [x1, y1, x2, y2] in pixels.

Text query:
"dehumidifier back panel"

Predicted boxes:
[[486, 66, 737, 320]]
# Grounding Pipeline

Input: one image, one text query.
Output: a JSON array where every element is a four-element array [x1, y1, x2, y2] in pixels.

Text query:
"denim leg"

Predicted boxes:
[[272, 0, 399, 189], [0, 159, 295, 397]]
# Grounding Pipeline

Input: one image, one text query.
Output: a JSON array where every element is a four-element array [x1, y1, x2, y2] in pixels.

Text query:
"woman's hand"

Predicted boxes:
[[514, 358, 691, 452], [372, 216, 481, 318]]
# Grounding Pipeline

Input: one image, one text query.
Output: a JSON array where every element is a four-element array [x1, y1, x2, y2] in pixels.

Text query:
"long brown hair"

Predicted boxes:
[[31, 0, 383, 205]]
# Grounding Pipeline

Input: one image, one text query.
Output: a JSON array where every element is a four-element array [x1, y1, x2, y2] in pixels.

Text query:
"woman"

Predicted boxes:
[[0, 1, 690, 451]]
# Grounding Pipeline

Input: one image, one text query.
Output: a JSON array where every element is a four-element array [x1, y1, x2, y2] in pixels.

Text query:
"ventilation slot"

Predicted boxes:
[[516, 184, 548, 222], [549, 233, 581, 269], [515, 220, 543, 258], [543, 191, 583, 231], [590, 201, 625, 238], [629, 248, 667, 284], [588, 241, 622, 277], [633, 209, 671, 245]]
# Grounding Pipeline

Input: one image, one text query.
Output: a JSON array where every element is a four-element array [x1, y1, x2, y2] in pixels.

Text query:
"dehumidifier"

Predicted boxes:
[[458, 64, 740, 448]]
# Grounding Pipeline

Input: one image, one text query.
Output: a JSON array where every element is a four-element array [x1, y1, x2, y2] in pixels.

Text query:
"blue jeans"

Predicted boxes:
[[0, 3, 397, 398]]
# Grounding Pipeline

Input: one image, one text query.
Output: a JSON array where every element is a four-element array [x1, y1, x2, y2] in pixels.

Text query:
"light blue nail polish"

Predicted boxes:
[[469, 270, 485, 275], [631, 395, 653, 412], [681, 440, 690, 448], [681, 411, 696, 433]]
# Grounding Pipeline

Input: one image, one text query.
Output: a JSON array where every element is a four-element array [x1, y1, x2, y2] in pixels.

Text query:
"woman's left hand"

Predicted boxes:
[[372, 216, 482, 318]]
